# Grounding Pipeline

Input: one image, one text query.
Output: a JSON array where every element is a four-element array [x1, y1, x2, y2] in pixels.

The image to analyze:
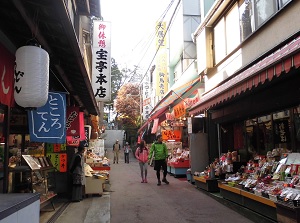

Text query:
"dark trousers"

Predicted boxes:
[[124, 153, 129, 163], [154, 159, 167, 180]]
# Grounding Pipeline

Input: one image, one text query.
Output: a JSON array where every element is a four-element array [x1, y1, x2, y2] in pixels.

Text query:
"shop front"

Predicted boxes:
[[188, 34, 300, 221], [0, 0, 105, 221]]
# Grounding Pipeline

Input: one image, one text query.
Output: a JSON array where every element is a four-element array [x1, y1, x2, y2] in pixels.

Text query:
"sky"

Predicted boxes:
[[100, 0, 175, 72]]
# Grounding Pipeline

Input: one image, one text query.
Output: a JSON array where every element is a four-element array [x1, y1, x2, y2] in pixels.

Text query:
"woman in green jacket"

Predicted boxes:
[[148, 134, 169, 186]]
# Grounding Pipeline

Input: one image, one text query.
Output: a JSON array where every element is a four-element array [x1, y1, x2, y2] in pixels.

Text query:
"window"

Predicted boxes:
[[239, 0, 255, 40], [255, 0, 277, 28], [214, 18, 226, 64], [214, 4, 241, 65], [239, 0, 293, 41]]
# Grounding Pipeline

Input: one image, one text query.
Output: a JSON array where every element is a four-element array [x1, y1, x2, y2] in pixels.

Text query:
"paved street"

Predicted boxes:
[[108, 150, 254, 223], [45, 149, 260, 223]]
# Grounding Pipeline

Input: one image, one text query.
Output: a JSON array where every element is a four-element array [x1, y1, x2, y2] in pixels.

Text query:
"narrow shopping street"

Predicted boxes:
[[108, 150, 255, 223], [43, 149, 270, 223]]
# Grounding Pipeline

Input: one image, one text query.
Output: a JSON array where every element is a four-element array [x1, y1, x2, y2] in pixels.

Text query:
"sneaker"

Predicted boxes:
[[157, 180, 161, 186], [144, 179, 148, 183], [162, 178, 169, 184], [141, 179, 144, 183]]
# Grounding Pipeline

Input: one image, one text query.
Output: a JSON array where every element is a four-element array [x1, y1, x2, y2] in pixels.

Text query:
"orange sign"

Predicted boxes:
[[162, 130, 181, 141], [173, 102, 186, 118]]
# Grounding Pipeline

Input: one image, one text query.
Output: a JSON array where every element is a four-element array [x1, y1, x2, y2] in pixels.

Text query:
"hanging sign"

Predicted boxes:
[[66, 136, 81, 147], [66, 107, 80, 137], [151, 118, 159, 134], [80, 125, 91, 147], [28, 92, 66, 144], [173, 102, 186, 119], [92, 20, 111, 102], [162, 130, 181, 141], [47, 153, 59, 171], [0, 43, 15, 107], [59, 153, 67, 172]]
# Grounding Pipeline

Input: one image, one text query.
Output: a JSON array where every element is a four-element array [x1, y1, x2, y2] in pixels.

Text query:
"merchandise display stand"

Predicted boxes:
[[91, 166, 110, 171], [218, 182, 277, 221], [168, 160, 190, 177], [276, 200, 300, 222], [194, 176, 219, 192], [85, 177, 105, 196], [0, 193, 40, 223]]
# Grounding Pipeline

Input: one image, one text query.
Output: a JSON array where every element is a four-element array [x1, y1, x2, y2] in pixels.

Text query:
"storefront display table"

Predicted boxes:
[[91, 166, 110, 171], [218, 182, 277, 221], [169, 160, 190, 177], [194, 176, 219, 192], [85, 177, 105, 195], [276, 200, 300, 223], [0, 193, 40, 223]]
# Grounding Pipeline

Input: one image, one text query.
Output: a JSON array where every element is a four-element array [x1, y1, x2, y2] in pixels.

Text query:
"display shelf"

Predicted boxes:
[[218, 182, 277, 221], [0, 193, 40, 223], [91, 166, 110, 171], [276, 200, 300, 223], [40, 193, 57, 210], [168, 160, 190, 177], [194, 176, 219, 192]]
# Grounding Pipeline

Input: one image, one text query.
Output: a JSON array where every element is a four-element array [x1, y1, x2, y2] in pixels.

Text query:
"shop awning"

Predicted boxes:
[[151, 76, 201, 113], [138, 76, 202, 133], [189, 35, 300, 116]]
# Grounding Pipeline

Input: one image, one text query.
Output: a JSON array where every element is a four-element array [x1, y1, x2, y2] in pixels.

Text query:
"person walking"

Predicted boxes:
[[135, 140, 149, 183], [123, 142, 131, 163], [148, 134, 169, 186], [113, 140, 121, 164], [69, 146, 85, 202]]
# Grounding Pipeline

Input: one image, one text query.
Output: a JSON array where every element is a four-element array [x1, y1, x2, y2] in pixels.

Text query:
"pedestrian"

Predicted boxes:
[[69, 146, 85, 202], [135, 140, 149, 183], [124, 142, 131, 163], [113, 139, 121, 164], [148, 134, 169, 186]]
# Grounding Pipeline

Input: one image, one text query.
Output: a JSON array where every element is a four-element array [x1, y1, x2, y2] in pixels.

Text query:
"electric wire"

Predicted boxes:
[[120, 0, 176, 86], [138, 0, 181, 87]]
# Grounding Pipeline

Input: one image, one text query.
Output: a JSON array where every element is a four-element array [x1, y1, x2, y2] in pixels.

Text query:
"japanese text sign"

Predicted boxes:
[[162, 130, 181, 141], [155, 21, 168, 97], [142, 74, 151, 120], [28, 92, 66, 144], [66, 107, 80, 137], [0, 43, 15, 107], [92, 21, 111, 102]]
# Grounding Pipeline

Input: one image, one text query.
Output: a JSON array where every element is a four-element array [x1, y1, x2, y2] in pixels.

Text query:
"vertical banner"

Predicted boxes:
[[66, 107, 80, 137], [151, 118, 159, 134], [142, 74, 151, 120], [173, 101, 186, 119], [92, 20, 111, 102], [155, 21, 168, 97], [80, 125, 91, 147], [47, 153, 59, 171], [28, 92, 66, 144], [59, 153, 67, 172], [79, 112, 85, 140], [0, 43, 15, 107]]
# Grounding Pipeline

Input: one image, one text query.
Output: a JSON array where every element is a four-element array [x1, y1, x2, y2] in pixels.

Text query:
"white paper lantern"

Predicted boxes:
[[14, 45, 49, 108]]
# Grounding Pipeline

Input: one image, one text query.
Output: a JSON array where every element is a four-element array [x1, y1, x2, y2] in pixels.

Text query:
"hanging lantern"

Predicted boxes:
[[14, 45, 49, 109]]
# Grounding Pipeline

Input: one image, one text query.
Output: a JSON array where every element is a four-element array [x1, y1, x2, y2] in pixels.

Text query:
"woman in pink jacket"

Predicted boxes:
[[135, 140, 149, 183]]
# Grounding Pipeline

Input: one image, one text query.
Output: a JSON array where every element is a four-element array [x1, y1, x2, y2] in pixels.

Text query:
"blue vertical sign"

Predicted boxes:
[[28, 92, 66, 143]]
